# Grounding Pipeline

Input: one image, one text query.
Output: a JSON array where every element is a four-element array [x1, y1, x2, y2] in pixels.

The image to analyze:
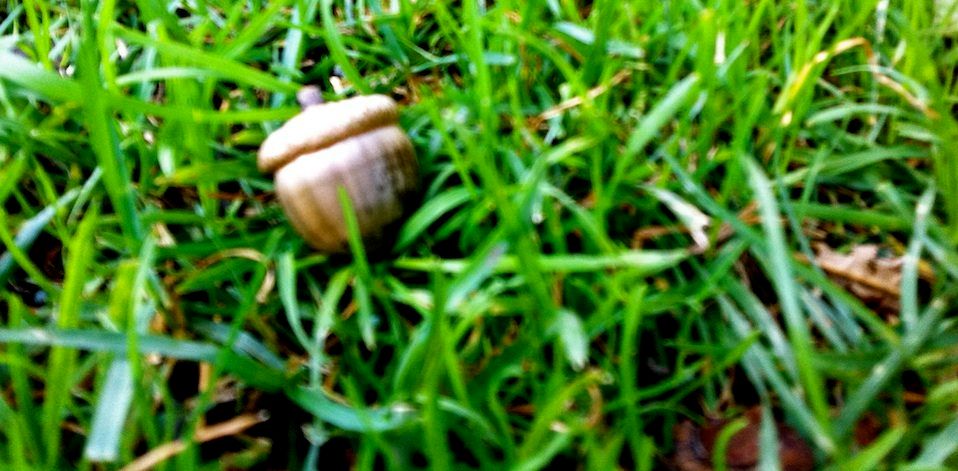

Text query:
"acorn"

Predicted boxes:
[[258, 87, 419, 253]]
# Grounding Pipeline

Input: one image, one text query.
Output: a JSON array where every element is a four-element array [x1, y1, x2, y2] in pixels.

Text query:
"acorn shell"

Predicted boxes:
[[258, 95, 419, 253]]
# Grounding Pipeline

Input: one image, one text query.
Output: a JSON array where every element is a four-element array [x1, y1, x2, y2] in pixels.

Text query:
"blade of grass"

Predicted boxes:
[[84, 359, 135, 462], [718, 295, 831, 450], [286, 386, 415, 432], [3, 296, 41, 465], [0, 327, 287, 389], [421, 272, 452, 470], [746, 158, 832, 448], [834, 297, 948, 437], [836, 427, 905, 471], [759, 405, 783, 470], [394, 249, 688, 275], [41, 204, 98, 468], [602, 73, 701, 216], [907, 416, 958, 467], [338, 186, 376, 348], [113, 26, 300, 94], [79, 1, 142, 247], [278, 251, 312, 351], [901, 187, 935, 329], [518, 370, 603, 461], [269, 0, 319, 108], [320, 0, 371, 94], [0, 50, 83, 103], [713, 418, 749, 471]]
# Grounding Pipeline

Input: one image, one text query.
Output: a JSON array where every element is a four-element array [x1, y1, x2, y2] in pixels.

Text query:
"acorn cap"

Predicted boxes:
[[257, 94, 400, 173]]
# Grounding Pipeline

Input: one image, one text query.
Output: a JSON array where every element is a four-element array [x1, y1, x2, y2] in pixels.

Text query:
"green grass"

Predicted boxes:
[[2, 0, 958, 469]]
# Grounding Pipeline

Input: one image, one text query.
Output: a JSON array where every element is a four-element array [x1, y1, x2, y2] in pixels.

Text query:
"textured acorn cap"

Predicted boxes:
[[257, 94, 400, 173]]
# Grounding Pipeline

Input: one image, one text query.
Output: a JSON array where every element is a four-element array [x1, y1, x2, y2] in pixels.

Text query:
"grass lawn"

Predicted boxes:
[[3, 0, 958, 469]]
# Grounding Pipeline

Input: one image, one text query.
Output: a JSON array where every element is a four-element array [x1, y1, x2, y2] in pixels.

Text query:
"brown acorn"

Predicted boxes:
[[258, 87, 419, 253]]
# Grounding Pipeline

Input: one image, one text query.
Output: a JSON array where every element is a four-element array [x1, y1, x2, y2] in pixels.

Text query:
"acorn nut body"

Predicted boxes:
[[258, 94, 419, 253]]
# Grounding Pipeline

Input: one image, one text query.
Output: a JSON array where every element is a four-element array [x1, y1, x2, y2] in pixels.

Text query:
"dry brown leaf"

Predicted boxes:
[[807, 243, 934, 313], [854, 412, 882, 447], [673, 407, 814, 471], [632, 202, 760, 252], [815, 243, 902, 298]]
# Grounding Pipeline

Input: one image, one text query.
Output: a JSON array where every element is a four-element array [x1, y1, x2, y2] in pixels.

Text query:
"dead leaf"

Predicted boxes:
[[644, 186, 712, 252], [854, 412, 882, 447], [673, 407, 814, 471], [814, 243, 901, 298], [807, 243, 934, 313], [632, 201, 760, 253]]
